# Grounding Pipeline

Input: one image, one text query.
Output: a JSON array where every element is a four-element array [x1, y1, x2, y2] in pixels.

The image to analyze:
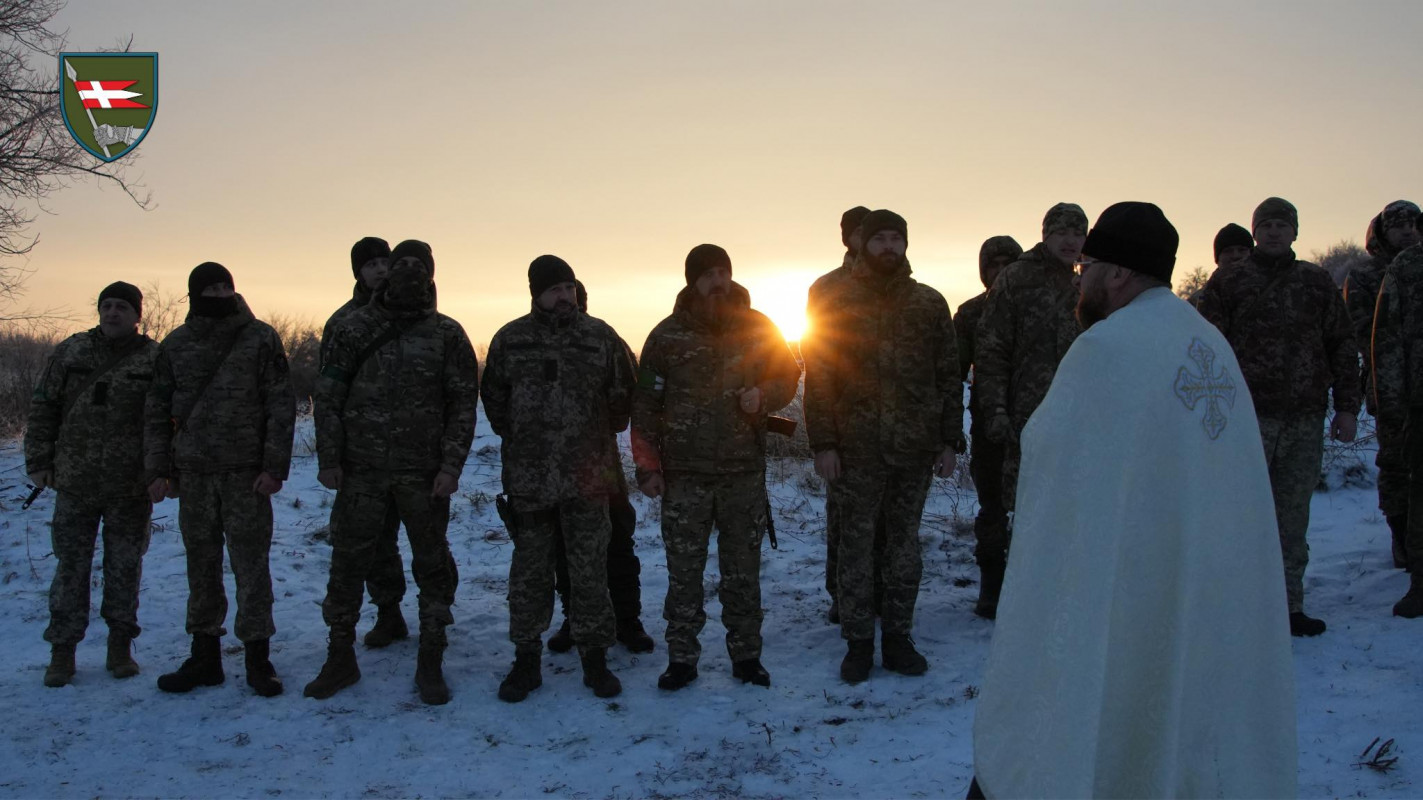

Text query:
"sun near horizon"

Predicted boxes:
[[741, 268, 825, 343]]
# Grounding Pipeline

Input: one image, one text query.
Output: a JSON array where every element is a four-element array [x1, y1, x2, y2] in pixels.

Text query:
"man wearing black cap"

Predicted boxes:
[[973, 202, 1296, 800], [1214, 223, 1254, 272], [803, 210, 965, 683], [953, 235, 1023, 619], [1345, 201, 1420, 569], [26, 281, 159, 687], [318, 236, 411, 650], [482, 254, 637, 702], [631, 244, 801, 690], [1197, 197, 1359, 637], [145, 263, 296, 696], [307, 239, 477, 705]]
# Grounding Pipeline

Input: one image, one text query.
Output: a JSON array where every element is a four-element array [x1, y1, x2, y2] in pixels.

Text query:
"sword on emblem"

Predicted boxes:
[[63, 58, 110, 158]]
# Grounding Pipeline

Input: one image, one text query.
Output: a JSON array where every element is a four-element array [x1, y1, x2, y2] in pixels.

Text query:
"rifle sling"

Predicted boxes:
[[61, 336, 147, 420]]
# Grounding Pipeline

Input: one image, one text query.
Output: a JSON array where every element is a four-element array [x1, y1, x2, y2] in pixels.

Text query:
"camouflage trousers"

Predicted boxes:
[[178, 470, 276, 642], [968, 426, 1009, 566], [327, 494, 406, 609], [44, 491, 152, 645], [1398, 409, 1423, 567], [824, 482, 884, 610], [1257, 415, 1325, 614], [661, 471, 766, 665], [507, 496, 614, 651], [1376, 410, 1408, 520], [836, 459, 932, 641], [322, 471, 456, 646], [554, 489, 642, 622]]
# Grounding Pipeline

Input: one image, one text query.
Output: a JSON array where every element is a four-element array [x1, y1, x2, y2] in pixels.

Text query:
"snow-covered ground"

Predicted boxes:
[[0, 414, 1418, 798]]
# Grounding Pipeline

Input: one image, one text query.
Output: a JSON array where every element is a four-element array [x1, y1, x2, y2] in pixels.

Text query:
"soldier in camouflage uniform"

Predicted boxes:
[[26, 282, 158, 687], [482, 255, 637, 702], [631, 244, 801, 691], [1367, 212, 1423, 617], [1344, 202, 1420, 568], [804, 205, 875, 625], [319, 236, 413, 649], [305, 240, 476, 705], [803, 210, 965, 683], [145, 263, 296, 696], [547, 279, 654, 655], [953, 235, 1022, 619], [1197, 197, 1359, 637], [975, 204, 1087, 516]]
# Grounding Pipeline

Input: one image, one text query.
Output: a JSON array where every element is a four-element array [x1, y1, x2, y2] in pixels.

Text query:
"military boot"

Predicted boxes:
[[840, 639, 873, 684], [657, 661, 698, 691], [415, 642, 450, 706], [243, 639, 284, 697], [616, 618, 655, 653], [1288, 611, 1327, 637], [157, 634, 225, 693], [974, 560, 1006, 620], [44, 643, 76, 688], [1393, 572, 1423, 619], [363, 605, 409, 649], [882, 633, 929, 675], [732, 658, 770, 687], [304, 639, 360, 699], [580, 647, 622, 698], [106, 634, 140, 679], [547, 618, 574, 653], [497, 646, 543, 703], [1387, 514, 1409, 570]]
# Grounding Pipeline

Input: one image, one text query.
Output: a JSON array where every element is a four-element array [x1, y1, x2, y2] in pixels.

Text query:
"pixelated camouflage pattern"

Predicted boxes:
[[1379, 200, 1421, 237], [506, 496, 615, 649], [631, 282, 800, 479], [26, 329, 159, 498], [43, 493, 151, 645], [1371, 244, 1423, 415], [660, 471, 765, 664], [481, 304, 636, 504], [144, 295, 296, 481], [1347, 205, 1419, 413], [319, 282, 372, 368], [1196, 249, 1360, 419], [1257, 415, 1325, 613], [1042, 202, 1088, 236], [177, 469, 276, 642], [555, 490, 642, 621], [835, 460, 933, 641], [803, 257, 964, 463], [315, 297, 479, 477]]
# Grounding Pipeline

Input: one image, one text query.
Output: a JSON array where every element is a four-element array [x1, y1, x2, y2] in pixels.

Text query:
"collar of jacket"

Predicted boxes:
[[184, 293, 256, 337], [850, 254, 913, 290], [351, 281, 374, 306], [373, 282, 438, 320], [530, 300, 580, 330], [1026, 241, 1073, 274], [90, 326, 145, 351], [673, 281, 751, 332], [1250, 248, 1297, 271]]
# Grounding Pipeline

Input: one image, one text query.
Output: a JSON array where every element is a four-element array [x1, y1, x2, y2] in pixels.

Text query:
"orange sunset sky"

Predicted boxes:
[[16, 1, 1423, 349]]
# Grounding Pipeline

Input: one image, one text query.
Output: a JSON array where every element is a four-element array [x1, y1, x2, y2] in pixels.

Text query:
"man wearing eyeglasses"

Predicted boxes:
[[973, 202, 1296, 800]]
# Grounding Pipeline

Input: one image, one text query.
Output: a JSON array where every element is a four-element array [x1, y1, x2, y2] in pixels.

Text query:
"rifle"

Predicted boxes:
[[21, 484, 43, 510]]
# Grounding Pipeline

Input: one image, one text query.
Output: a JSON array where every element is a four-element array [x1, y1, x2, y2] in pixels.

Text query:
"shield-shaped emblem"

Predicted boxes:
[[58, 53, 158, 162]]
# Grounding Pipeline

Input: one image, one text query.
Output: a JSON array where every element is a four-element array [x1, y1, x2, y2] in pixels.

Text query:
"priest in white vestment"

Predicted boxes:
[[971, 202, 1297, 799]]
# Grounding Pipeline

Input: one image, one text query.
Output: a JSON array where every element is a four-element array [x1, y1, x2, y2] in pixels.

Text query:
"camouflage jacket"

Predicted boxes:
[[953, 291, 987, 415], [631, 283, 800, 478], [1345, 221, 1410, 414], [315, 296, 478, 477], [320, 282, 372, 368], [1196, 249, 1360, 420], [973, 243, 1081, 436], [803, 257, 964, 465], [144, 295, 296, 480], [802, 254, 854, 369], [25, 329, 159, 498], [481, 304, 636, 504], [1370, 244, 1423, 414]]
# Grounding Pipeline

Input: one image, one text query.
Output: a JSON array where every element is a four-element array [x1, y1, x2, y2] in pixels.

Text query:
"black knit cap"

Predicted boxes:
[[685, 244, 731, 285], [840, 206, 871, 246], [188, 262, 234, 297], [529, 255, 576, 298], [1080, 201, 1179, 283], [858, 209, 908, 245], [98, 281, 143, 316], [1252, 197, 1298, 233], [389, 239, 434, 276], [1213, 223, 1254, 262], [350, 236, 391, 278]]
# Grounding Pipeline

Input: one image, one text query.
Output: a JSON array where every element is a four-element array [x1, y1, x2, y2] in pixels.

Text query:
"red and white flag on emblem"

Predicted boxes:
[[75, 80, 149, 109]]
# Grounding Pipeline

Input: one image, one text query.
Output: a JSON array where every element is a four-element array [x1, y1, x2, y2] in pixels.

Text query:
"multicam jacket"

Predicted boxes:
[[144, 295, 296, 480], [25, 329, 159, 498], [481, 304, 636, 504], [320, 282, 373, 368], [803, 257, 964, 465], [631, 282, 800, 479], [1197, 249, 1360, 420]]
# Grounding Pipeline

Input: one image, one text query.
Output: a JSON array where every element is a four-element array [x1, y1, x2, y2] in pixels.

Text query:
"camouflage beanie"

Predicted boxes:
[[1042, 203, 1088, 238], [389, 239, 434, 276], [98, 281, 143, 316], [857, 209, 908, 245], [529, 254, 576, 298], [188, 262, 233, 297], [840, 206, 871, 248], [685, 244, 731, 285], [1213, 223, 1253, 262], [1251, 197, 1298, 233], [978, 235, 1023, 288], [1380, 200, 1421, 234], [350, 236, 391, 278], [1080, 201, 1178, 283]]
